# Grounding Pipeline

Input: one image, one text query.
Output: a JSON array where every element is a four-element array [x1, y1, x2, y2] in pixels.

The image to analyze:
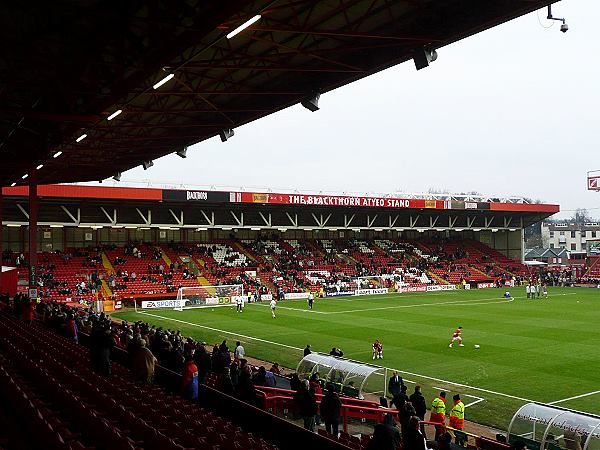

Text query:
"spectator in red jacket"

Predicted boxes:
[[66, 314, 78, 343], [181, 355, 199, 400], [23, 298, 35, 325]]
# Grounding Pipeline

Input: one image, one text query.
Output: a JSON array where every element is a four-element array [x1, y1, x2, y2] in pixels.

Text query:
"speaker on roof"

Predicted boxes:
[[301, 92, 321, 112], [413, 47, 438, 70], [219, 128, 234, 142], [176, 147, 187, 158]]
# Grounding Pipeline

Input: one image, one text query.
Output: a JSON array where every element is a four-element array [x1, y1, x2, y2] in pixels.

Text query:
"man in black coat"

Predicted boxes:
[[403, 416, 428, 450], [320, 383, 342, 436], [410, 385, 427, 419], [388, 371, 404, 396], [391, 384, 409, 411], [367, 414, 401, 450], [294, 379, 318, 432]]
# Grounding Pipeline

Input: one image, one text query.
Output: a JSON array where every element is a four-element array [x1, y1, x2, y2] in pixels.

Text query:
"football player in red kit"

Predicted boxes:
[[449, 327, 464, 348]]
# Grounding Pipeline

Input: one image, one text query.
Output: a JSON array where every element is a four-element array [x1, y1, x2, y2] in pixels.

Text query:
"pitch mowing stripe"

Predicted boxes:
[[134, 292, 581, 410], [137, 311, 303, 351], [253, 292, 576, 315], [136, 310, 535, 403]]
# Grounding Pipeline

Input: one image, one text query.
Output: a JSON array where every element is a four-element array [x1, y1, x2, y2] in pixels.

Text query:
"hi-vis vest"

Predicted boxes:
[[430, 397, 446, 423], [449, 401, 465, 429]]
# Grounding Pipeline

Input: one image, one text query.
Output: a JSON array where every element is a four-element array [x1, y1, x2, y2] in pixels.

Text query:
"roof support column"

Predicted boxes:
[[0, 188, 3, 291], [28, 171, 39, 291]]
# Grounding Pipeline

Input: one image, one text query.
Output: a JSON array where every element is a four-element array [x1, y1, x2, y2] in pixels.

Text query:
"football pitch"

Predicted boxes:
[[113, 287, 600, 430]]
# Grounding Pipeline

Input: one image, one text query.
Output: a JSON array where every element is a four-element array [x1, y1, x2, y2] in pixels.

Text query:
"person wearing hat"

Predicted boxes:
[[449, 394, 465, 445]]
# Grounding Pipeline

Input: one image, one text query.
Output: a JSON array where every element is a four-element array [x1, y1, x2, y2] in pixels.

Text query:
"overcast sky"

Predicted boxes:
[[98, 1, 597, 220]]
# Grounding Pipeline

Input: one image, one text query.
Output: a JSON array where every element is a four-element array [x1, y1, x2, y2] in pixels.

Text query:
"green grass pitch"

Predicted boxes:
[[113, 287, 600, 430]]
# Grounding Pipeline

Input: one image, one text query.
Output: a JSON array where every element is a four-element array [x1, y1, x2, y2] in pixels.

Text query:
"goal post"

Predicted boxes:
[[174, 284, 245, 311]]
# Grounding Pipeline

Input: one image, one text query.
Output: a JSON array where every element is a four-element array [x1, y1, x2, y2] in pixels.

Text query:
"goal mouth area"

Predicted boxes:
[[174, 284, 245, 311], [133, 284, 245, 312]]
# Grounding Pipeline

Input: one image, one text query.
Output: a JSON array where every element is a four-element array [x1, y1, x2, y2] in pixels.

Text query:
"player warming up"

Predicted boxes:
[[372, 339, 383, 359], [449, 327, 464, 348], [270, 299, 277, 318]]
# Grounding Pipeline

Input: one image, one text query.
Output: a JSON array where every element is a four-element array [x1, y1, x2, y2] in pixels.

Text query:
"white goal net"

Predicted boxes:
[[174, 284, 245, 310]]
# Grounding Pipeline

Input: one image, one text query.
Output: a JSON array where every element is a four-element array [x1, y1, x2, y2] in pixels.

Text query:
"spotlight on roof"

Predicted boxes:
[[219, 128, 235, 142], [413, 47, 438, 70], [142, 160, 154, 170], [176, 147, 187, 158], [301, 92, 321, 112], [113, 172, 122, 182], [10, 182, 16, 187]]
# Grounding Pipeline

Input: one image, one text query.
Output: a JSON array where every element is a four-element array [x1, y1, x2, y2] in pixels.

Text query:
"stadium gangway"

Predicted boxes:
[[508, 402, 600, 450]]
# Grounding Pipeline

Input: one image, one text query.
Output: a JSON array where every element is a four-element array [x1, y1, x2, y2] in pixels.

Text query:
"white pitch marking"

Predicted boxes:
[[131, 292, 579, 408], [137, 311, 304, 351], [548, 389, 600, 405], [432, 386, 484, 408], [253, 295, 518, 315]]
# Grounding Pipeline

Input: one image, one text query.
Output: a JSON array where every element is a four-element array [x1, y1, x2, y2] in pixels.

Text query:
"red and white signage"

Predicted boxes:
[[477, 282, 496, 289], [399, 285, 428, 293], [588, 176, 600, 191], [234, 192, 448, 210]]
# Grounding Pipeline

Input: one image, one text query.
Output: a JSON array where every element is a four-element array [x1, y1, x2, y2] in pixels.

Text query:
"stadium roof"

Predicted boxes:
[[0, 184, 558, 230], [1, 0, 559, 187]]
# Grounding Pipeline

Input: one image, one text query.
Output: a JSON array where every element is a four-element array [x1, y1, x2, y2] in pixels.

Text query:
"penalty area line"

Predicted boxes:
[[548, 389, 600, 405]]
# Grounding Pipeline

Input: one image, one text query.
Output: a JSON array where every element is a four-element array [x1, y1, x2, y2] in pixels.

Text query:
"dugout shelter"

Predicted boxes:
[[508, 403, 600, 450], [297, 352, 387, 399]]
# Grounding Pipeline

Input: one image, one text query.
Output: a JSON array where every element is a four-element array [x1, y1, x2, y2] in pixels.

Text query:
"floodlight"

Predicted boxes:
[[176, 147, 187, 158], [227, 15, 261, 39], [153, 73, 175, 90], [107, 109, 122, 121], [113, 172, 122, 182], [142, 160, 154, 170]]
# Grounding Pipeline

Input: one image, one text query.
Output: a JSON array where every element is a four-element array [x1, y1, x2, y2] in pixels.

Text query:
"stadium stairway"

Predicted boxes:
[[196, 276, 217, 296], [101, 279, 113, 299], [231, 241, 259, 264], [101, 252, 115, 275], [159, 248, 172, 267], [427, 271, 450, 285]]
